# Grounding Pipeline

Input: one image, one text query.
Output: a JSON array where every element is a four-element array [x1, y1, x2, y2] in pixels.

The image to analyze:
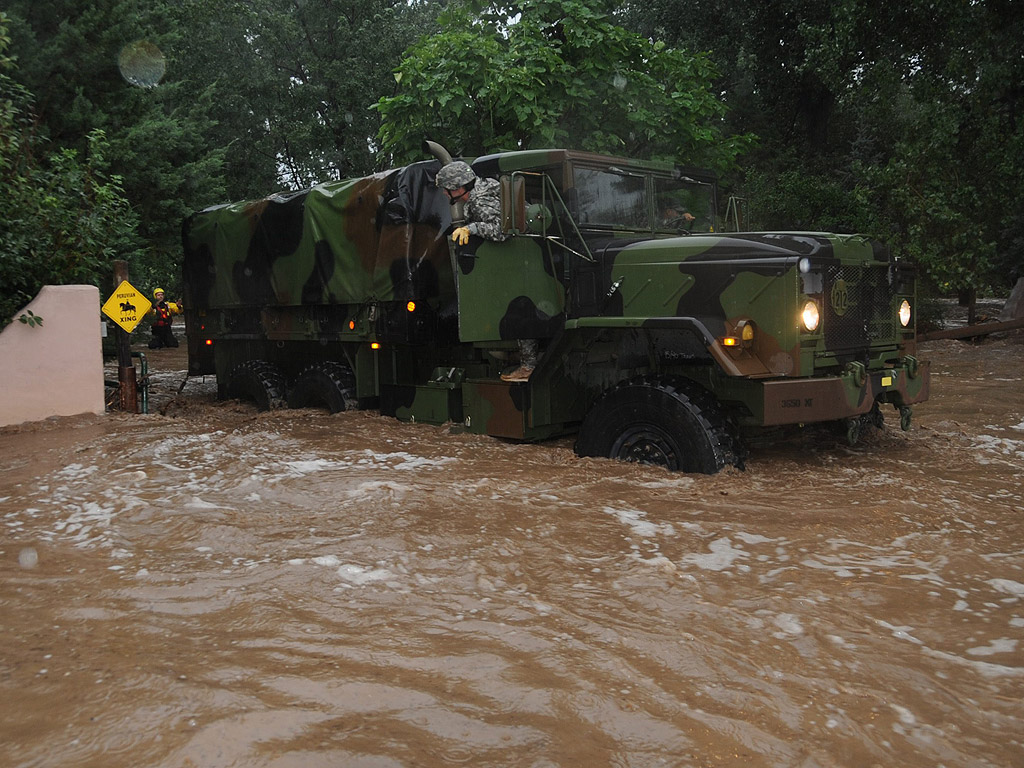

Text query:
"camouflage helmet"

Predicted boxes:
[[435, 161, 476, 190]]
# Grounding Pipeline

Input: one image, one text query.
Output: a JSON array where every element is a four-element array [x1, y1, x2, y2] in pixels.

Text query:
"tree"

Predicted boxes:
[[4, 0, 447, 294], [620, 0, 847, 167], [375, 0, 751, 172], [167, 0, 445, 191], [0, 13, 142, 326], [3, 0, 227, 287], [622, 0, 1024, 306], [840, 0, 1024, 307]]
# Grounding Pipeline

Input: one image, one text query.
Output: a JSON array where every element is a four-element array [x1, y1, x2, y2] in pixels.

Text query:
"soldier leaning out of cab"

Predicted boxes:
[[148, 288, 183, 349], [435, 160, 538, 383]]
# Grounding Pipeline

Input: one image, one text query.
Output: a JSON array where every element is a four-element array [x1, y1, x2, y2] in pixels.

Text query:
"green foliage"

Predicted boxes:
[[856, 103, 998, 294], [625, 0, 1023, 297], [1, 13, 142, 327], [843, 0, 1024, 295], [167, 0, 443, 191], [3, 0, 227, 279], [376, 0, 752, 173], [0, 126, 144, 327], [17, 309, 43, 327], [5, 0, 1021, 319], [743, 167, 880, 236], [5, 1, 442, 297]]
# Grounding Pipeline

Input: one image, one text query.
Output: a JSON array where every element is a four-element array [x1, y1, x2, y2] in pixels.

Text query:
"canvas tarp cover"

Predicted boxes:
[[183, 160, 454, 308]]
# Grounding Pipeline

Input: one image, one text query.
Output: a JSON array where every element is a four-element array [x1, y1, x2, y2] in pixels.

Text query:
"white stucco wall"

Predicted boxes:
[[1000, 277, 1024, 321], [0, 285, 105, 427]]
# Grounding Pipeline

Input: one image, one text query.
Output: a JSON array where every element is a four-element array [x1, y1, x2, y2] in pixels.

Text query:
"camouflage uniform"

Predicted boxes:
[[464, 177, 507, 242]]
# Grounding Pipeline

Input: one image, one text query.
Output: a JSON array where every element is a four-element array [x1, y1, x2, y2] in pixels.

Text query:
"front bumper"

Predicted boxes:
[[761, 357, 930, 426]]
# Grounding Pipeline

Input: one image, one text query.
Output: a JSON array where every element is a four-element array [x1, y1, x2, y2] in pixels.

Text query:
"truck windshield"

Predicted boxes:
[[654, 177, 715, 233], [572, 166, 716, 233], [574, 168, 647, 229]]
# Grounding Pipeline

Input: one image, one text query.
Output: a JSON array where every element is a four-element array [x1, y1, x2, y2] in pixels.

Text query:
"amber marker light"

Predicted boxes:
[[801, 300, 820, 332], [406, 301, 416, 312], [724, 319, 756, 349], [348, 320, 356, 330], [371, 342, 381, 350], [204, 339, 213, 346]]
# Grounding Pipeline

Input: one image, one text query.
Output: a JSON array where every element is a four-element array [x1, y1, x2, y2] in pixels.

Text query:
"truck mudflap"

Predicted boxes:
[[761, 358, 930, 426]]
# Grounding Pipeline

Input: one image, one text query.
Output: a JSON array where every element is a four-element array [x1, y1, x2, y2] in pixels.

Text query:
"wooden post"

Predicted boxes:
[[113, 260, 138, 413]]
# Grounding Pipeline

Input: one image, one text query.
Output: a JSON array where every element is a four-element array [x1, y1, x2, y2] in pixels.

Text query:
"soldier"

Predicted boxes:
[[436, 161, 538, 382], [148, 288, 183, 349], [660, 202, 695, 230], [436, 160, 507, 243]]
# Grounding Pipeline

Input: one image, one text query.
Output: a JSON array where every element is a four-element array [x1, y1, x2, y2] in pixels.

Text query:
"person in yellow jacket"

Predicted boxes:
[[148, 288, 183, 349]]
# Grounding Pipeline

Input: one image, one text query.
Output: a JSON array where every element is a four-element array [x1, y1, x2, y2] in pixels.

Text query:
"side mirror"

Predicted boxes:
[[526, 203, 553, 234]]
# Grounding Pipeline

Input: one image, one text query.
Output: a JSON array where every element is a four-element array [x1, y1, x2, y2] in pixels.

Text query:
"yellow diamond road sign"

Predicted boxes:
[[102, 280, 152, 334]]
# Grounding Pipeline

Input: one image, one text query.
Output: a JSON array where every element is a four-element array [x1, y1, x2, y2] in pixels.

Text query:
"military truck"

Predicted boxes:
[[182, 143, 929, 473]]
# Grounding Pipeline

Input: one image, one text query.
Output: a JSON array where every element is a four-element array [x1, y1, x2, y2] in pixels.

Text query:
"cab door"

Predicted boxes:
[[455, 175, 566, 343]]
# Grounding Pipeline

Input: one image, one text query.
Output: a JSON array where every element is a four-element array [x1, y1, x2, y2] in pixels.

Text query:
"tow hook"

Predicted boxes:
[[900, 355, 920, 379], [844, 417, 861, 446], [845, 361, 867, 388], [899, 405, 913, 431]]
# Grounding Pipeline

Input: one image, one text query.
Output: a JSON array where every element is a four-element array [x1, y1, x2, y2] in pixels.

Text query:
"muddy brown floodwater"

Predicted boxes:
[[2, 333, 1022, 768]]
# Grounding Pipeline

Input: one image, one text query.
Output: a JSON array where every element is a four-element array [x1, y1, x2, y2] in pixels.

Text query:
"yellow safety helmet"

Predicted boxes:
[[153, 287, 165, 298]]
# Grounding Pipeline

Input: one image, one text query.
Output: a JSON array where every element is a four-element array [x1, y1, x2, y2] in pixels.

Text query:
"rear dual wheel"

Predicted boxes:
[[287, 362, 357, 413], [226, 360, 357, 413], [575, 379, 740, 474], [226, 360, 287, 410]]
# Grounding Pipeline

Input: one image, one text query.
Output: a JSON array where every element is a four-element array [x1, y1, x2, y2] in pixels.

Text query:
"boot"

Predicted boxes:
[[501, 365, 534, 382]]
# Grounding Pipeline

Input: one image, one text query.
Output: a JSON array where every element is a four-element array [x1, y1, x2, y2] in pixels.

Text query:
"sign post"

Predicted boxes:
[[101, 263, 151, 412]]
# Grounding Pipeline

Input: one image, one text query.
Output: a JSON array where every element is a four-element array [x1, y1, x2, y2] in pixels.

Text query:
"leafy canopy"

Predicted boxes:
[[0, 12, 142, 327], [168, 0, 442, 191], [622, 0, 1024, 297], [376, 0, 751, 172]]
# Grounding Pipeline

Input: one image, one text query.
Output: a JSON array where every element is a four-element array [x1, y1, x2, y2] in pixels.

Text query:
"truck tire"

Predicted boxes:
[[286, 362, 357, 413], [575, 378, 739, 474], [227, 360, 287, 411]]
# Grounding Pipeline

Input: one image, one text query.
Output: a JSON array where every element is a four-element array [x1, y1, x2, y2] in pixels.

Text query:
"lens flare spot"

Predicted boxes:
[[118, 41, 166, 89]]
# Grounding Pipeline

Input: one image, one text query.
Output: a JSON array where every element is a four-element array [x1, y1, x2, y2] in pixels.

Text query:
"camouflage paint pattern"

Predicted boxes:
[[455, 236, 565, 343]]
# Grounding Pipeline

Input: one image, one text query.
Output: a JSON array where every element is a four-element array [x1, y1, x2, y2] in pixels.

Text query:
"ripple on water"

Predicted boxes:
[[1, 342, 1023, 766]]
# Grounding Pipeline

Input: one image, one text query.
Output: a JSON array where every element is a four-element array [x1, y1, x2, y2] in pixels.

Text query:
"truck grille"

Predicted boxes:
[[823, 264, 896, 352]]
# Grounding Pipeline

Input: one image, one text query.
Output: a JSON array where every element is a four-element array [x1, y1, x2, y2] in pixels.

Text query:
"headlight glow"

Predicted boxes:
[[899, 299, 912, 327], [801, 300, 820, 332]]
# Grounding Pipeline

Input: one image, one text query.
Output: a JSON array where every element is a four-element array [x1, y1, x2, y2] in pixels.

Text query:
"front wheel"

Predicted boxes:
[[575, 379, 740, 474]]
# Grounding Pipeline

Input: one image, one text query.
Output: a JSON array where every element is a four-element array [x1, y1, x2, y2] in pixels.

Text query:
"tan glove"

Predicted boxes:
[[452, 226, 471, 246]]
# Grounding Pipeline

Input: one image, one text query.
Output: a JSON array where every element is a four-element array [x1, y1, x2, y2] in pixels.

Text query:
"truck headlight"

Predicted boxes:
[[801, 300, 820, 332], [899, 299, 912, 327]]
